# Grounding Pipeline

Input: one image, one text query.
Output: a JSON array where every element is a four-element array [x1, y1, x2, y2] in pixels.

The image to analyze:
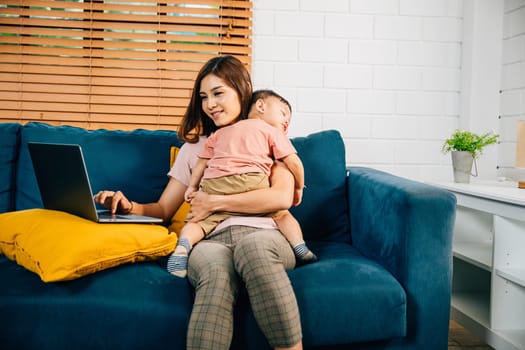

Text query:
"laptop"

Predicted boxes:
[[28, 142, 163, 224]]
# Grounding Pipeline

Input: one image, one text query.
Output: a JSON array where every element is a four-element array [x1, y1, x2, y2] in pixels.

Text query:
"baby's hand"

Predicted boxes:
[[184, 186, 198, 202], [293, 187, 303, 206]]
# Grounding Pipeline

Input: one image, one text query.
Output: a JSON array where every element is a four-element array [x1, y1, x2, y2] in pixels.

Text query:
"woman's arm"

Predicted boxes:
[[94, 140, 202, 223], [94, 177, 186, 223], [188, 161, 294, 222]]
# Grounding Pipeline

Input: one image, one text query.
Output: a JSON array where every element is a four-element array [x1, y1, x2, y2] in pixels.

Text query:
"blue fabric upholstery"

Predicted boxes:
[[290, 130, 350, 243], [290, 241, 406, 346], [0, 256, 193, 350], [0, 123, 456, 350], [348, 167, 456, 350], [235, 241, 407, 350], [0, 123, 20, 212], [16, 122, 182, 210]]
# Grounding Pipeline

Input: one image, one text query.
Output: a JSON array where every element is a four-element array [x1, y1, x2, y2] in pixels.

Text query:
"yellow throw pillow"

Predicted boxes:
[[168, 201, 190, 236], [0, 209, 177, 282], [168, 146, 190, 235]]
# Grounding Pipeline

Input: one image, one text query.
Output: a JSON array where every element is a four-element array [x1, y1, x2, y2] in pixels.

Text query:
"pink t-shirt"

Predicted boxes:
[[167, 135, 278, 231], [167, 137, 207, 186], [199, 119, 296, 179]]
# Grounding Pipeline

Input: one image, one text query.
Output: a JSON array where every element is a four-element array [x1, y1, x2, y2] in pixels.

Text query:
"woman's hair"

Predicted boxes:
[[178, 55, 253, 143]]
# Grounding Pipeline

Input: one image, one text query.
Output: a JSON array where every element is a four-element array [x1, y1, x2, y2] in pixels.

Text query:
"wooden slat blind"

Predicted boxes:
[[0, 0, 252, 130]]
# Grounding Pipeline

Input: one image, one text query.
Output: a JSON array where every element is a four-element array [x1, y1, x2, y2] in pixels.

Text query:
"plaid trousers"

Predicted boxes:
[[187, 225, 302, 350]]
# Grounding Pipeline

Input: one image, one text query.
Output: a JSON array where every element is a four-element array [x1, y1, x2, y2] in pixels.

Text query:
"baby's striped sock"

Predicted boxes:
[[167, 237, 192, 278], [293, 241, 318, 265]]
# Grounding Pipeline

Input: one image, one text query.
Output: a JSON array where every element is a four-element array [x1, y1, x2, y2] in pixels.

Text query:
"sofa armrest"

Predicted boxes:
[[347, 166, 456, 349]]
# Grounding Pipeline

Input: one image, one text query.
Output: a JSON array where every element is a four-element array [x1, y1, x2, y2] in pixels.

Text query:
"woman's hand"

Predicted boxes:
[[93, 190, 133, 215], [188, 190, 215, 222]]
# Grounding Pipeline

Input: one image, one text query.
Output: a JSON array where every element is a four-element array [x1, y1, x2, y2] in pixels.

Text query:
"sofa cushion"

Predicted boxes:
[[0, 123, 21, 213], [0, 255, 193, 350], [167, 145, 190, 235], [238, 241, 407, 349], [293, 242, 406, 346], [290, 130, 350, 243], [0, 241, 406, 350], [0, 209, 177, 282], [16, 122, 182, 210]]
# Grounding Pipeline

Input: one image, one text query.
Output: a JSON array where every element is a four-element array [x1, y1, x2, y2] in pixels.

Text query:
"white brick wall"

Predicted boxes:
[[499, 1, 525, 181], [252, 0, 463, 181], [251, 0, 525, 182]]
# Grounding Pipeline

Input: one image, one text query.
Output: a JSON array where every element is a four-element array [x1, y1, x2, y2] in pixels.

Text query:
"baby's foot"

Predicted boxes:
[[167, 237, 191, 278], [166, 253, 188, 278], [293, 242, 318, 265]]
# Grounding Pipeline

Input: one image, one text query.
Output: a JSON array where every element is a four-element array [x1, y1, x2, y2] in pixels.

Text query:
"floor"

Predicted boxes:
[[449, 320, 494, 350]]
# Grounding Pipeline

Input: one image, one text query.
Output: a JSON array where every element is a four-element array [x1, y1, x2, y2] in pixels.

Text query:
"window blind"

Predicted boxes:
[[0, 0, 252, 130]]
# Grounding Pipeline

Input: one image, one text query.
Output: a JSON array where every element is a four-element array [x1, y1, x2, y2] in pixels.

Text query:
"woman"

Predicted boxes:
[[94, 55, 303, 350]]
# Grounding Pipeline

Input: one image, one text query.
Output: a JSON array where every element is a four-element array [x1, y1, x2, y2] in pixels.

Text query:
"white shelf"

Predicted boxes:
[[494, 329, 525, 350], [434, 181, 525, 221], [451, 292, 490, 328], [452, 293, 525, 350], [433, 180, 525, 207], [434, 181, 525, 350], [453, 242, 492, 271], [496, 268, 525, 288]]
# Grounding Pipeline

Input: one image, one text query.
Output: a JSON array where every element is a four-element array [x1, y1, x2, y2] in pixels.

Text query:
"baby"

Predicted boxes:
[[167, 90, 317, 278]]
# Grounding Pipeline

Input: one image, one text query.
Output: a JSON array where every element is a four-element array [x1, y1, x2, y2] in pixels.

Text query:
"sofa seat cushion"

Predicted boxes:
[[0, 255, 193, 350], [238, 241, 407, 349], [0, 242, 406, 350], [294, 241, 406, 347], [293, 242, 406, 347]]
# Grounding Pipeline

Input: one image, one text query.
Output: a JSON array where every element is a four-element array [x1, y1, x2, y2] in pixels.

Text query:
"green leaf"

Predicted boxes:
[[442, 130, 499, 158]]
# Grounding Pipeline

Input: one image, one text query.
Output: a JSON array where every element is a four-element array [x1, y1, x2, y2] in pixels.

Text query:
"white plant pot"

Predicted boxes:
[[451, 151, 476, 183]]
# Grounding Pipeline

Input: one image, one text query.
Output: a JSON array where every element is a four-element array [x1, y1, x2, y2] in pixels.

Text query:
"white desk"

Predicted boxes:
[[434, 181, 525, 350]]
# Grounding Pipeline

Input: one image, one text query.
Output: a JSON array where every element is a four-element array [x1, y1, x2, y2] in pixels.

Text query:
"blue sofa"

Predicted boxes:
[[0, 122, 456, 350]]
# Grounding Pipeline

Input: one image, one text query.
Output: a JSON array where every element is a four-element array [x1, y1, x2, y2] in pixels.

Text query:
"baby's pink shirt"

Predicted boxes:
[[199, 119, 296, 179], [167, 135, 278, 231]]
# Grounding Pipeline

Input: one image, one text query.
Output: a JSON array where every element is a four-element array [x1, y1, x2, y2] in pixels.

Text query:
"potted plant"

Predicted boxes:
[[442, 130, 499, 183]]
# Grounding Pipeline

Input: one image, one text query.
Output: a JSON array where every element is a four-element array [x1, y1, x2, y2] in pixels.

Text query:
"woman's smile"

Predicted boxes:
[[209, 110, 224, 120]]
